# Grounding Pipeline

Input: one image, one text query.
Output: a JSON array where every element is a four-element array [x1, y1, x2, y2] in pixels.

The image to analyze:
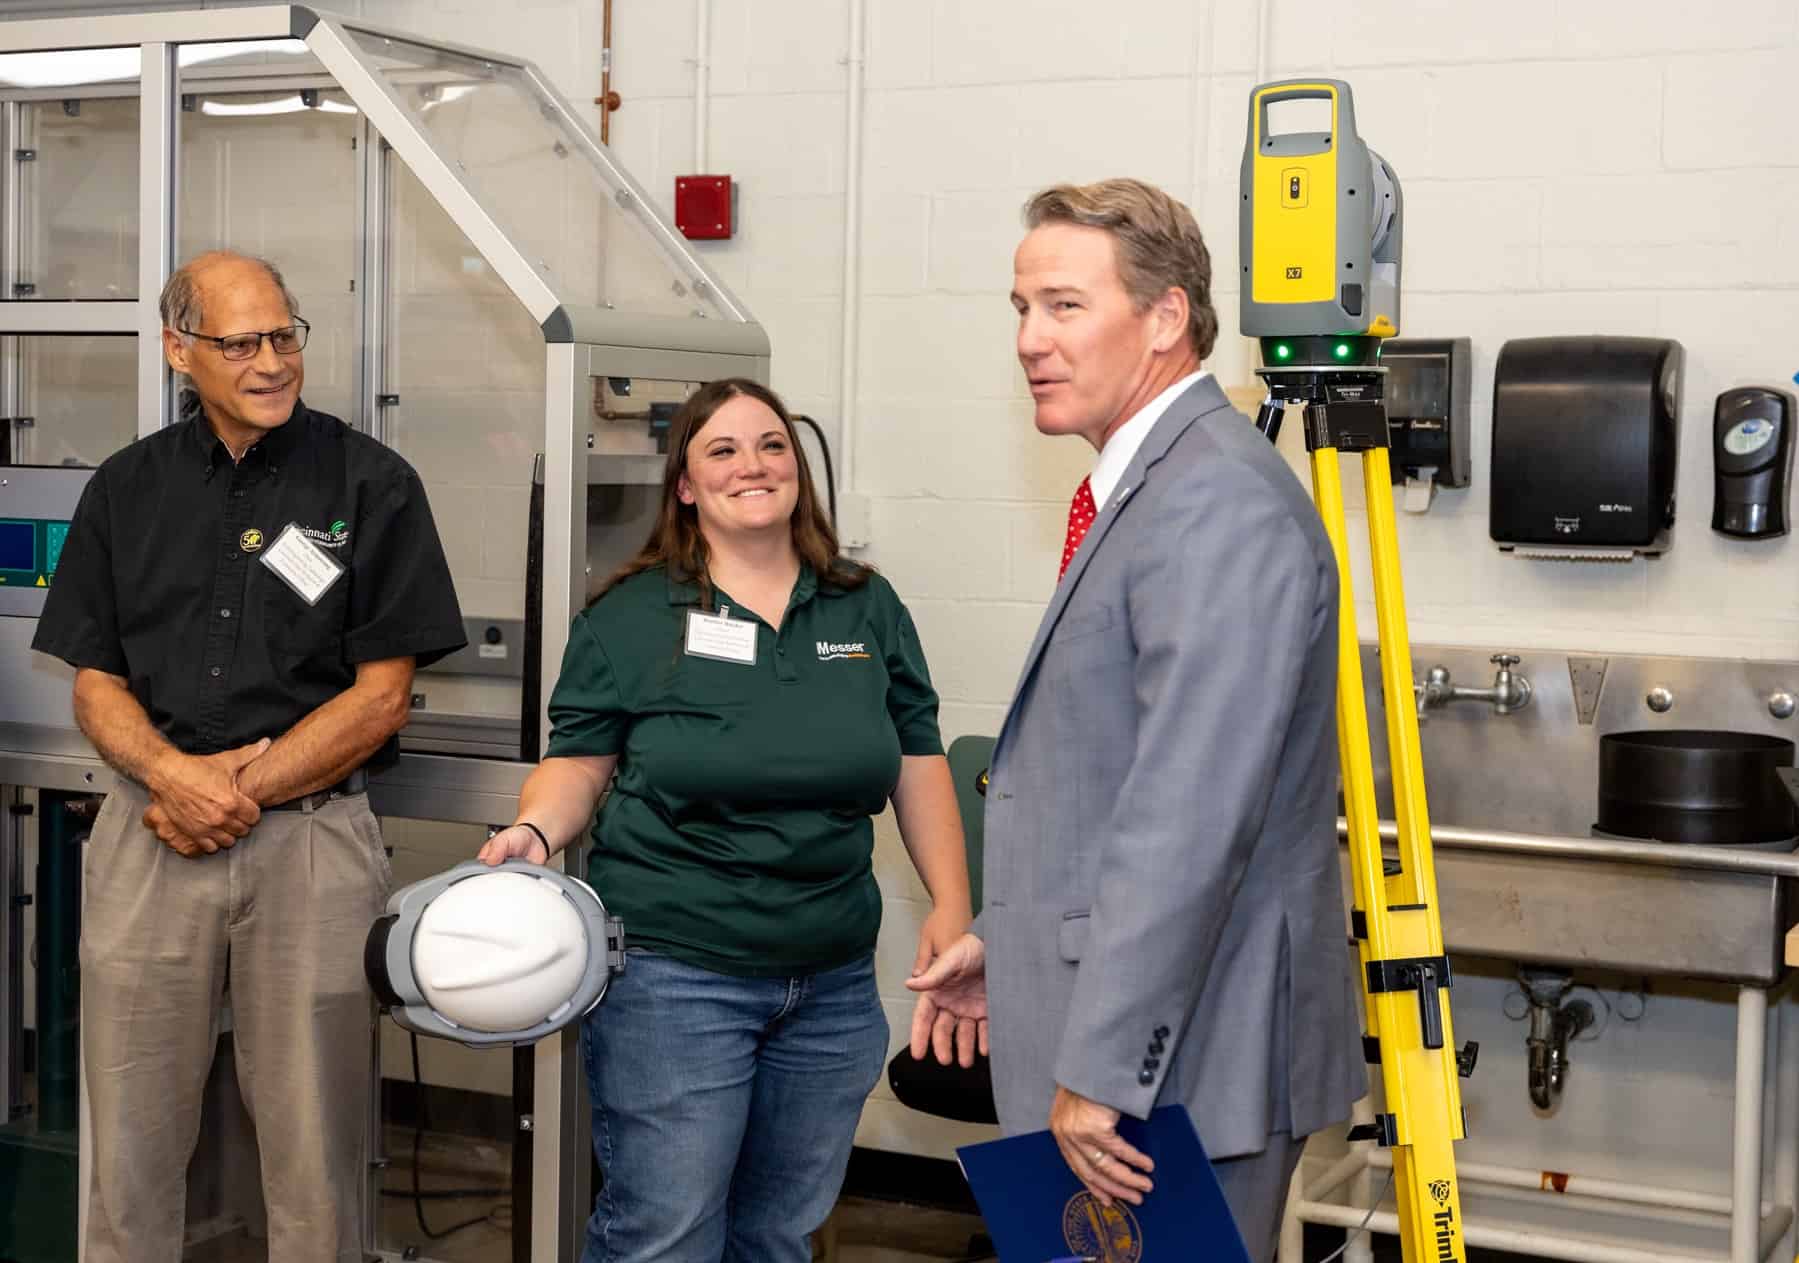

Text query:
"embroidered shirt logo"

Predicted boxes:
[[240, 528, 264, 553], [298, 518, 351, 549], [815, 640, 871, 662]]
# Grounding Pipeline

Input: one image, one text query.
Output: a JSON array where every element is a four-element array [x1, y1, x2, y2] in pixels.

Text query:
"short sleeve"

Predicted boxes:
[[31, 470, 126, 675], [343, 470, 467, 667], [880, 582, 944, 757], [545, 614, 627, 757]]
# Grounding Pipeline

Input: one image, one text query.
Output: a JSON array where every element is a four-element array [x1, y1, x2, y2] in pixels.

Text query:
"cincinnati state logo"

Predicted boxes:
[[298, 518, 351, 549], [815, 639, 871, 662], [1062, 1191, 1143, 1263], [240, 528, 264, 553]]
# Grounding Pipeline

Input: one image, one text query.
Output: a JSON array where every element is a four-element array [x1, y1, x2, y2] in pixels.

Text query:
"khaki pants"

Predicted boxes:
[[80, 776, 393, 1263]]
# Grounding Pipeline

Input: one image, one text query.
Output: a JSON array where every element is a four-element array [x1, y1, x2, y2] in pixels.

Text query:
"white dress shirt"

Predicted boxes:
[[1088, 369, 1210, 511]]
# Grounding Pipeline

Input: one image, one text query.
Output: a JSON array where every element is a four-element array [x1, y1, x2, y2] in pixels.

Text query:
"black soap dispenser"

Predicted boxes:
[[1712, 386, 1795, 539]]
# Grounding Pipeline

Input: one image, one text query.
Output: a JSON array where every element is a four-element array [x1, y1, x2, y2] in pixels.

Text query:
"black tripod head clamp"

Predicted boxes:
[[1252, 335, 1391, 450]]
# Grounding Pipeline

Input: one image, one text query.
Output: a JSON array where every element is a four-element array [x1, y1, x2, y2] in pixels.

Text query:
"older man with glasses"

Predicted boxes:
[[31, 250, 467, 1261]]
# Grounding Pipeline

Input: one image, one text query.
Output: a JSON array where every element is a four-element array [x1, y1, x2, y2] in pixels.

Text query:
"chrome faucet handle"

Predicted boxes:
[[1490, 653, 1533, 714], [1414, 665, 1452, 719]]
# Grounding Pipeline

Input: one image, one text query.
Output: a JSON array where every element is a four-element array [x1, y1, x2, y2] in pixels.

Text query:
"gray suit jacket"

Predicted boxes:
[[980, 376, 1364, 1162]]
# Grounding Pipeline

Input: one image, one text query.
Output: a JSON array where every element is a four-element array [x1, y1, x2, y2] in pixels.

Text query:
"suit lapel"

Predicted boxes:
[[994, 377, 1235, 756]]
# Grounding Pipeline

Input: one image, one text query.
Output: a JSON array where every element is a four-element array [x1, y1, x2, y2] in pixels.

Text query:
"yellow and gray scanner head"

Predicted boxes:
[[365, 860, 624, 1047], [1240, 78, 1402, 344]]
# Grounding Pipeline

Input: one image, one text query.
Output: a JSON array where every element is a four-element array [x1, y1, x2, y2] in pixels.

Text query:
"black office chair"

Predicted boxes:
[[884, 734, 998, 1262]]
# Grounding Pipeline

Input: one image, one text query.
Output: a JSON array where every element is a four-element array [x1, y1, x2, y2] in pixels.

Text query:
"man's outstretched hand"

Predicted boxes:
[[905, 931, 989, 1068]]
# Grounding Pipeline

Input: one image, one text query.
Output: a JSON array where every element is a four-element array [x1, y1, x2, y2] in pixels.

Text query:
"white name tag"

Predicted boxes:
[[685, 606, 757, 665], [260, 521, 347, 606]]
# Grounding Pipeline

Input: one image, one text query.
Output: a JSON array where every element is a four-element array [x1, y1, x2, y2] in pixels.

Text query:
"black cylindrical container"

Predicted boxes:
[[1598, 729, 1798, 845]]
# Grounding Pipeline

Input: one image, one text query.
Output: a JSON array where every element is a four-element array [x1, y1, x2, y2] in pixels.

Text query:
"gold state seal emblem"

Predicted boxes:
[[1062, 1191, 1144, 1263]]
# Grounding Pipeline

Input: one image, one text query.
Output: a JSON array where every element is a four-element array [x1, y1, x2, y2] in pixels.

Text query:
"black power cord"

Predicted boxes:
[[790, 414, 837, 526], [379, 1032, 508, 1243]]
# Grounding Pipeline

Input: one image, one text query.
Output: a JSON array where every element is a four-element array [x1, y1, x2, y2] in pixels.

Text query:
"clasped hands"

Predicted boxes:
[[142, 738, 271, 857]]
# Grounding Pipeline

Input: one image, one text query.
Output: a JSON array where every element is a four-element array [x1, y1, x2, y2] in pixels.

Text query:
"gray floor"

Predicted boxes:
[[183, 1125, 988, 1263]]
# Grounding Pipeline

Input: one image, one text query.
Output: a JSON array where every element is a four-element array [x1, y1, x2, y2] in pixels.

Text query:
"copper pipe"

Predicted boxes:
[[594, 0, 621, 143]]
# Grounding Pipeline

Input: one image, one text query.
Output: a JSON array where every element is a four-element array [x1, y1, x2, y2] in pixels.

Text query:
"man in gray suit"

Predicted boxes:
[[907, 178, 1363, 1259]]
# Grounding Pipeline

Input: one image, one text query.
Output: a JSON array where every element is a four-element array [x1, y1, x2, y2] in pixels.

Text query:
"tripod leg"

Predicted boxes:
[[1362, 446, 1441, 929], [1311, 444, 1412, 1257], [1304, 419, 1471, 1263], [1358, 444, 1469, 1262], [1255, 398, 1287, 443], [1308, 445, 1386, 1029]]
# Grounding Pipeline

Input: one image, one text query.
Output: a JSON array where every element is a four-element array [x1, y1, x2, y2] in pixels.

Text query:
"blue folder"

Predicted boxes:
[[956, 1105, 1251, 1262]]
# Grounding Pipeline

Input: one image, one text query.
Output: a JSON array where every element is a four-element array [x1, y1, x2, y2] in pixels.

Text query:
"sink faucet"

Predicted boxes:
[[1416, 653, 1533, 718]]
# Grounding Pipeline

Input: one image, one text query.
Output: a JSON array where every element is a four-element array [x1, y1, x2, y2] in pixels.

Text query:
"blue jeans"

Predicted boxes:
[[580, 950, 888, 1263]]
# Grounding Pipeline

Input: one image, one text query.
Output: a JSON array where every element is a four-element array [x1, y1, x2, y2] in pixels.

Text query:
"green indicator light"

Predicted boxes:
[[1334, 342, 1352, 360], [1273, 342, 1292, 361]]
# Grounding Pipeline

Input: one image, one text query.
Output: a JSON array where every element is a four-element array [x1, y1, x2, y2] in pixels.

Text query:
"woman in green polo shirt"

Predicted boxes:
[[477, 378, 974, 1263]]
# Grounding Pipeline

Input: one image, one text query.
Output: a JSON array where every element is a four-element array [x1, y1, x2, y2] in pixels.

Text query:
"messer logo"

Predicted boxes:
[[816, 640, 871, 662]]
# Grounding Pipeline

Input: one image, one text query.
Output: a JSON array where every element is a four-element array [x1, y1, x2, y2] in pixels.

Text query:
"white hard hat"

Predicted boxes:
[[366, 860, 624, 1047]]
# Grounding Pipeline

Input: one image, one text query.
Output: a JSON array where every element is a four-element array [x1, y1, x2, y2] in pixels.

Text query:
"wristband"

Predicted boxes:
[[518, 821, 551, 861]]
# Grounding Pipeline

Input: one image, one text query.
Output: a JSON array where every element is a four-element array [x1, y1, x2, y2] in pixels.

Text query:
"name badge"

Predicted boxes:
[[685, 605, 757, 665], [260, 521, 346, 606]]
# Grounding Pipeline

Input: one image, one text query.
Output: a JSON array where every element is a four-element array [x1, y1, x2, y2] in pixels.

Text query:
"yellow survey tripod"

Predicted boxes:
[[1241, 75, 1474, 1261], [1254, 349, 1477, 1263]]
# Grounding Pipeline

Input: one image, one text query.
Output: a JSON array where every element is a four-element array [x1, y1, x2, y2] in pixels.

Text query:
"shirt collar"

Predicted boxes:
[[1089, 369, 1210, 511], [664, 560, 821, 609], [183, 389, 305, 478]]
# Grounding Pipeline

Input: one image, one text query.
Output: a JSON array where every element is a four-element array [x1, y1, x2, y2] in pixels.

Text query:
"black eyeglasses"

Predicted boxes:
[[179, 318, 310, 361]]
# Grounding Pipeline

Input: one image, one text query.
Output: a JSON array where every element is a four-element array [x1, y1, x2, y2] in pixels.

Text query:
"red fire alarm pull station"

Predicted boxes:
[[675, 175, 733, 240]]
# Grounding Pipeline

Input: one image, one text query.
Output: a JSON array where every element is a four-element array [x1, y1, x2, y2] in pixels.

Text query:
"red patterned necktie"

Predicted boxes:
[[1058, 475, 1097, 581]]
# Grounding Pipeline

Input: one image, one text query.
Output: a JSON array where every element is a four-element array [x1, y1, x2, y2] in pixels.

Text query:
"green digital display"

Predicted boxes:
[[0, 517, 69, 590], [44, 520, 68, 572]]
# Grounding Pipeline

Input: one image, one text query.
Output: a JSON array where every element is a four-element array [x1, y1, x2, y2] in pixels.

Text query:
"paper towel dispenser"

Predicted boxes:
[[1489, 336, 1682, 558], [1384, 337, 1470, 511]]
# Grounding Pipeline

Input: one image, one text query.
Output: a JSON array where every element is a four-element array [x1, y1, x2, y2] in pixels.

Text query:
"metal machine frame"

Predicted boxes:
[[0, 8, 770, 1261]]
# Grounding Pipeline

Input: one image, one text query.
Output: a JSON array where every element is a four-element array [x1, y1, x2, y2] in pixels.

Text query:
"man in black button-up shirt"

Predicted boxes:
[[33, 250, 466, 1262]]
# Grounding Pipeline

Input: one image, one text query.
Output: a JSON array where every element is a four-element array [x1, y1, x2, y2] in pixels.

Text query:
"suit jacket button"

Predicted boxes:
[[1150, 1040, 1165, 1055], [1154, 1026, 1170, 1040], [1137, 1068, 1155, 1086], [1143, 1057, 1160, 1070]]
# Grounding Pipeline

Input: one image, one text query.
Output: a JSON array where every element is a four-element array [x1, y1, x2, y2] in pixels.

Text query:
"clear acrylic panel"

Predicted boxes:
[[385, 155, 537, 722], [586, 375, 700, 600], [589, 374, 699, 462], [178, 48, 359, 423], [11, 335, 134, 467], [20, 88, 140, 302], [343, 26, 737, 321], [375, 137, 524, 1263]]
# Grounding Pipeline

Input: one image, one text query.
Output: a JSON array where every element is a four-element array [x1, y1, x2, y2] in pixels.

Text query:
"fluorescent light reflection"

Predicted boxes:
[[199, 94, 357, 117], [0, 40, 314, 90]]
